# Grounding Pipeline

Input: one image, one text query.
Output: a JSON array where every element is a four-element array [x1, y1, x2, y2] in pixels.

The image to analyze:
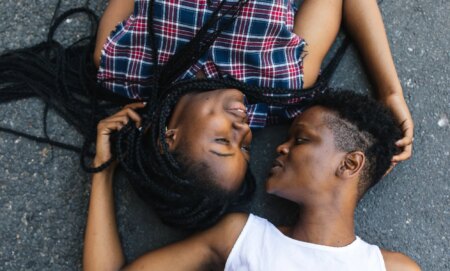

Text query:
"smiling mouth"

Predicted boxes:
[[226, 99, 248, 118]]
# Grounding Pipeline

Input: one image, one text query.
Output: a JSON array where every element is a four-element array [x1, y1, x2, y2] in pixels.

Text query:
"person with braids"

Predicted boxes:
[[83, 89, 421, 271], [87, 0, 414, 228], [95, 0, 413, 159], [0, 0, 413, 229]]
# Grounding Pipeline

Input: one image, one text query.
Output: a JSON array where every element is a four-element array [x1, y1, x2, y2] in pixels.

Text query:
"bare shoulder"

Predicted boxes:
[[216, 213, 250, 230], [381, 249, 421, 271], [205, 213, 249, 260], [121, 213, 249, 271], [207, 213, 249, 242]]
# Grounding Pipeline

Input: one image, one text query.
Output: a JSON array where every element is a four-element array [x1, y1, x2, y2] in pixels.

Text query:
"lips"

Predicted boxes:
[[226, 101, 248, 119], [272, 159, 283, 169], [269, 159, 283, 175]]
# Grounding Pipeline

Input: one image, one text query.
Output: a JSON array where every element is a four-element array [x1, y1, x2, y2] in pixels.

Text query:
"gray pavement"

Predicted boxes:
[[0, 0, 449, 270]]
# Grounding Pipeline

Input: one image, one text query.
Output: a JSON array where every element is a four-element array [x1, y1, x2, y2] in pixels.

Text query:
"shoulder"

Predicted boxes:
[[380, 249, 421, 271], [202, 213, 250, 262]]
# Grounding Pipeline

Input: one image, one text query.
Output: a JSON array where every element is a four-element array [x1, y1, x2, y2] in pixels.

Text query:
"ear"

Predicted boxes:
[[336, 151, 365, 180], [158, 128, 179, 152]]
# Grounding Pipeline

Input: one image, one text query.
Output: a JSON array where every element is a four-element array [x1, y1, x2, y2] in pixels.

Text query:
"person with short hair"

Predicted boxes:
[[0, 0, 414, 229], [90, 0, 414, 229], [83, 89, 420, 271]]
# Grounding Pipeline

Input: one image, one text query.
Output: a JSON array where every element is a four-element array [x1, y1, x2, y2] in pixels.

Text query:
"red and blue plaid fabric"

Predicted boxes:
[[97, 0, 307, 128]]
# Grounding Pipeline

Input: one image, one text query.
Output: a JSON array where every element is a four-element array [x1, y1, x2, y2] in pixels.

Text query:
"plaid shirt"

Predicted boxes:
[[98, 0, 307, 128]]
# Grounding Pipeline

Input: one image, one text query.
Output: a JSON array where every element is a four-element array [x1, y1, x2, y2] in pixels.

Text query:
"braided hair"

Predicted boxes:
[[84, 0, 328, 229], [0, 1, 348, 229], [94, 76, 326, 229]]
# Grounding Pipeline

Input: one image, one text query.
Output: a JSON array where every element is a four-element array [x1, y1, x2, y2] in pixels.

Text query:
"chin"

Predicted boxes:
[[265, 178, 277, 195], [217, 177, 243, 193]]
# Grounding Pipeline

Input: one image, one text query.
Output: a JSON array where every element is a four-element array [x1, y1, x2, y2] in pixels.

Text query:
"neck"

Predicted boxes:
[[289, 197, 357, 247]]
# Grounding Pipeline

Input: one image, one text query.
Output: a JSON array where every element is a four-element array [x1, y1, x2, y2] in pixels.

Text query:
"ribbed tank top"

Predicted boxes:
[[225, 214, 386, 271]]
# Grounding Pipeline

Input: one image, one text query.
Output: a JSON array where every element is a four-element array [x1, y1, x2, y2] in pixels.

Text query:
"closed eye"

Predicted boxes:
[[215, 138, 230, 145], [295, 138, 308, 145], [241, 145, 251, 153]]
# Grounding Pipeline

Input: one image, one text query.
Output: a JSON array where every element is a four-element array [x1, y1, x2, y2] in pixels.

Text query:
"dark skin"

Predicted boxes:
[[85, 0, 416, 268], [267, 107, 370, 246], [94, 0, 414, 165], [165, 88, 252, 191], [83, 105, 420, 271], [266, 107, 420, 269], [92, 86, 252, 192]]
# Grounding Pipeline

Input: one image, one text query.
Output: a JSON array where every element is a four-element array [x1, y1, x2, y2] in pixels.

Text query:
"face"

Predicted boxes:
[[266, 106, 346, 204], [167, 88, 252, 192]]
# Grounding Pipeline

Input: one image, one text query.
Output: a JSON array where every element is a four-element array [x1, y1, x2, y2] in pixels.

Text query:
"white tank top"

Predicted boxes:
[[225, 214, 386, 271]]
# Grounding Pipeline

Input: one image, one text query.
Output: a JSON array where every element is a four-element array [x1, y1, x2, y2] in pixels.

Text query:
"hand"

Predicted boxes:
[[93, 102, 145, 169], [380, 93, 414, 163]]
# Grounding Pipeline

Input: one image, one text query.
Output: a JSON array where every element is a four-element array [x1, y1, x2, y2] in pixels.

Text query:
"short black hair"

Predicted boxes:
[[0, 2, 326, 230], [309, 89, 402, 197]]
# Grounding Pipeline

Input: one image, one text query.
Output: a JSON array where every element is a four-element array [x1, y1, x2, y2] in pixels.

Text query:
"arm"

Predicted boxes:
[[83, 164, 124, 270], [381, 249, 421, 271], [123, 213, 248, 271], [342, 0, 414, 162], [83, 103, 144, 271], [294, 0, 414, 163], [93, 0, 135, 67], [82, 102, 247, 271]]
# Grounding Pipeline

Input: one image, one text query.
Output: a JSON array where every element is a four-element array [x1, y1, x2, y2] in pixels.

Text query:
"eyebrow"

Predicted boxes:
[[209, 150, 235, 157], [292, 123, 320, 138], [292, 123, 308, 132], [294, 122, 308, 128], [294, 122, 318, 132]]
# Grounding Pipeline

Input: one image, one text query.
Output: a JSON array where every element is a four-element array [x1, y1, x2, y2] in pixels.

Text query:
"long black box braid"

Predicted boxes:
[[0, 0, 348, 229]]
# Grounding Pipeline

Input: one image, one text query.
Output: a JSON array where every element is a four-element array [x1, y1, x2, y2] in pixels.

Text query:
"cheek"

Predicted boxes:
[[283, 152, 325, 191], [213, 159, 247, 192], [193, 115, 229, 135], [298, 152, 337, 193], [304, 157, 325, 181]]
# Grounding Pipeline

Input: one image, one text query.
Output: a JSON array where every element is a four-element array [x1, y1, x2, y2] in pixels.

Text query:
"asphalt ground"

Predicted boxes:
[[0, 0, 449, 270]]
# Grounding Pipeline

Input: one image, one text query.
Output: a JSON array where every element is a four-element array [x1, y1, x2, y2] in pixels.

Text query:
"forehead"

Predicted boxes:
[[292, 106, 333, 130]]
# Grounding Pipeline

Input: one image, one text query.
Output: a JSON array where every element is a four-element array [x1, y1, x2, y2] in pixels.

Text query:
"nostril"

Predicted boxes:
[[233, 120, 250, 130], [232, 122, 251, 143], [277, 144, 289, 154]]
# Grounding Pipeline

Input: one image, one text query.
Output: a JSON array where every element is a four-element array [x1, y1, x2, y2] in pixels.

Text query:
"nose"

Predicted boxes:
[[232, 121, 251, 143], [276, 142, 289, 155], [233, 119, 250, 130]]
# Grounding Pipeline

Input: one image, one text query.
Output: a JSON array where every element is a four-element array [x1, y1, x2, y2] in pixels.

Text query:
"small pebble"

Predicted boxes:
[[437, 116, 448, 127]]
